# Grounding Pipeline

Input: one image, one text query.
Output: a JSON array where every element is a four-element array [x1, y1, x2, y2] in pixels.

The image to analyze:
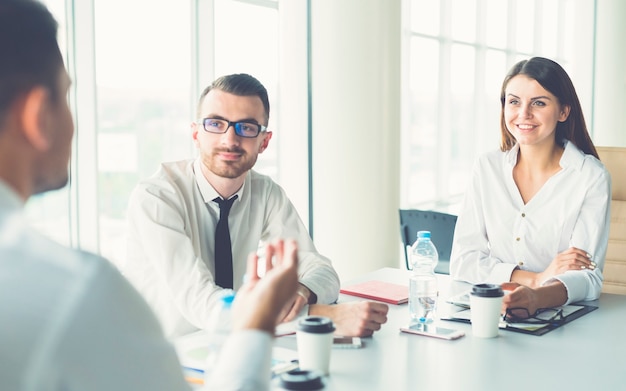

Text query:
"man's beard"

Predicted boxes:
[[207, 149, 258, 179]]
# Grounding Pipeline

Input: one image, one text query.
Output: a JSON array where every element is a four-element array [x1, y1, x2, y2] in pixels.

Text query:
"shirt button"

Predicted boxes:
[[518, 261, 524, 266], [521, 213, 526, 217], [516, 237, 520, 241]]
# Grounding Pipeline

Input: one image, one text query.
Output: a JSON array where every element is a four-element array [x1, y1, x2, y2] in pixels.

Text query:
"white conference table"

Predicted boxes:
[[269, 267, 626, 391]]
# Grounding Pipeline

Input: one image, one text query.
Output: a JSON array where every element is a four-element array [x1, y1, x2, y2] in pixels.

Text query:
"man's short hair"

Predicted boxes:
[[0, 0, 64, 125], [196, 74, 270, 123]]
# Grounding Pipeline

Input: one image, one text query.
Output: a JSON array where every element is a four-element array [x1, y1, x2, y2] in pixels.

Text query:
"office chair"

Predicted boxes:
[[597, 147, 626, 295], [399, 209, 457, 274]]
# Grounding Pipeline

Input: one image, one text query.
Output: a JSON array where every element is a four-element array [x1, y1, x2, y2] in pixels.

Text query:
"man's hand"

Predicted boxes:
[[232, 239, 299, 334], [276, 283, 313, 323], [309, 301, 389, 337]]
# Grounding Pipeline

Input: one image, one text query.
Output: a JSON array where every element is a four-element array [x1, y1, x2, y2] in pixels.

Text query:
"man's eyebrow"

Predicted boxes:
[[203, 115, 260, 123]]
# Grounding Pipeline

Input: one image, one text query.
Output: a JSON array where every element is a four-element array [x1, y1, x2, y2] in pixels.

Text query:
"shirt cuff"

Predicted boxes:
[[206, 329, 273, 391], [274, 305, 309, 336], [487, 262, 518, 284], [297, 284, 314, 304], [543, 263, 604, 304]]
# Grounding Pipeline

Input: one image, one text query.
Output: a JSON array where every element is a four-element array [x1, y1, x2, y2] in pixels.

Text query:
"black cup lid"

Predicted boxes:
[[297, 316, 335, 334], [279, 369, 324, 390], [471, 283, 504, 297]]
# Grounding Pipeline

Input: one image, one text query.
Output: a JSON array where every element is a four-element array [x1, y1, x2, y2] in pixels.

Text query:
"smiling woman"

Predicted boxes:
[[502, 75, 571, 158], [450, 57, 611, 320]]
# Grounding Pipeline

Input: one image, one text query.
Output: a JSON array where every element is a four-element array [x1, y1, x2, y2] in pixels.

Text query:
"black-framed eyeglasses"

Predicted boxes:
[[504, 307, 565, 325], [197, 118, 267, 138]]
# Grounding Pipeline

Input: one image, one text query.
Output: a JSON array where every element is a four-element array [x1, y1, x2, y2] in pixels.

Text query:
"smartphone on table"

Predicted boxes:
[[399, 323, 465, 340], [332, 336, 363, 349]]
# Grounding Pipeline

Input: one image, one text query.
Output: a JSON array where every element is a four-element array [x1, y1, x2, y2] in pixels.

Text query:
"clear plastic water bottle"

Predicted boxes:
[[409, 231, 439, 324], [204, 290, 235, 379]]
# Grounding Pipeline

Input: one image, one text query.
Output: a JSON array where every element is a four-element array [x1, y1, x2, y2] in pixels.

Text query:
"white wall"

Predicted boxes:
[[309, 0, 402, 282], [592, 0, 626, 147], [277, 0, 310, 227]]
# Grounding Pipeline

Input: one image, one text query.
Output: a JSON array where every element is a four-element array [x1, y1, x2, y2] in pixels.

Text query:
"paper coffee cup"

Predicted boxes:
[[296, 316, 335, 375], [278, 369, 324, 390], [470, 284, 504, 338]]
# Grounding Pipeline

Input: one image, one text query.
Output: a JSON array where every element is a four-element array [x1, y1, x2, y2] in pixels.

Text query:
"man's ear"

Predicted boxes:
[[258, 131, 272, 153], [191, 121, 201, 148], [20, 87, 51, 151]]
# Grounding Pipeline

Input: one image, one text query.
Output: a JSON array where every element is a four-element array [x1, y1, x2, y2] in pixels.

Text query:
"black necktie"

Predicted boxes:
[[213, 195, 238, 289]]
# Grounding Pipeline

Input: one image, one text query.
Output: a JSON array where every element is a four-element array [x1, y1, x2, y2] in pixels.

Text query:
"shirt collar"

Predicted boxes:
[[504, 140, 586, 171], [193, 158, 246, 204], [559, 140, 586, 170], [505, 143, 521, 166], [0, 180, 25, 211]]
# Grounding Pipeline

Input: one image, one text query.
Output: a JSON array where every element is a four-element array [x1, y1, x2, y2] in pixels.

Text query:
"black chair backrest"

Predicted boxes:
[[399, 209, 457, 274]]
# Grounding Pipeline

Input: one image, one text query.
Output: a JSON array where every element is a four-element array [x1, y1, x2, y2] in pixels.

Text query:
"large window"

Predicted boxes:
[[403, 0, 596, 214], [26, 0, 597, 264], [27, 0, 281, 265], [94, 0, 193, 263], [94, 0, 280, 264]]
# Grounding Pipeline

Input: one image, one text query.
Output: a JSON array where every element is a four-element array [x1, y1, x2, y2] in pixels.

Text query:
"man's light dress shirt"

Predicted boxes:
[[0, 180, 274, 391], [450, 141, 611, 303], [122, 159, 340, 337]]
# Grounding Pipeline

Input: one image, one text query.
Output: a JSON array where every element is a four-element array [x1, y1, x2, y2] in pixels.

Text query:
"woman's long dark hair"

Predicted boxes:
[[499, 57, 598, 159]]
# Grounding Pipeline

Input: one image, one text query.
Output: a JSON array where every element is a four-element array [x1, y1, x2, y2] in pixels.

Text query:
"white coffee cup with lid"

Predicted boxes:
[[470, 284, 504, 338], [296, 316, 335, 375]]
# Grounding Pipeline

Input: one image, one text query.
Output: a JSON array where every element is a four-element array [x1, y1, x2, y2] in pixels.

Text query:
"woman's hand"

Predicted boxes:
[[501, 282, 539, 318], [537, 247, 595, 283], [233, 239, 299, 334], [501, 281, 567, 319]]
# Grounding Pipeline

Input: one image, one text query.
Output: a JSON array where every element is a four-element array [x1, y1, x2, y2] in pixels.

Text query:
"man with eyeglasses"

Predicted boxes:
[[122, 73, 389, 339]]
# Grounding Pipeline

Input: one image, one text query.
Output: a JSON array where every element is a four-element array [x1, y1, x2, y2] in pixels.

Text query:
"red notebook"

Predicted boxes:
[[340, 280, 409, 305]]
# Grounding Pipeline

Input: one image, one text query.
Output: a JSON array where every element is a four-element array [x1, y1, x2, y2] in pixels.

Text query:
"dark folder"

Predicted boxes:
[[441, 304, 598, 336]]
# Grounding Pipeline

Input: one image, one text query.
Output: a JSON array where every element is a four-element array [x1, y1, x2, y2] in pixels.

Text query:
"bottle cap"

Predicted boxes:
[[220, 290, 236, 307], [417, 231, 431, 239]]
